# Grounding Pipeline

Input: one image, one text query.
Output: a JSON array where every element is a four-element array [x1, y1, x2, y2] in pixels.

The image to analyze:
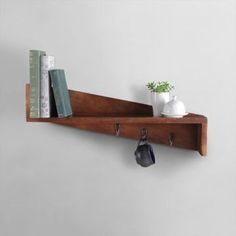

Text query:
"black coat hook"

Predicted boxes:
[[114, 123, 120, 136], [140, 128, 148, 141], [168, 132, 175, 146]]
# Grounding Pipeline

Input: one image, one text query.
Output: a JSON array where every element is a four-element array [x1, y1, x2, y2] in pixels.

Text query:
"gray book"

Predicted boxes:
[[29, 50, 46, 118], [49, 69, 72, 118], [40, 55, 55, 118]]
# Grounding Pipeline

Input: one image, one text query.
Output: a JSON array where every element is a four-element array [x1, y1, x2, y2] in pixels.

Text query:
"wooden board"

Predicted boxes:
[[25, 84, 207, 156]]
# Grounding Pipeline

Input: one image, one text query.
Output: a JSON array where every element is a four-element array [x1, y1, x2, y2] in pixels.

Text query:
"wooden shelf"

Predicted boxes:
[[25, 84, 207, 156]]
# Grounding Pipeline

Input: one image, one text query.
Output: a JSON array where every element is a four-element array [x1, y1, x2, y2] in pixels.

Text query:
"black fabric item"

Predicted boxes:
[[135, 143, 155, 167]]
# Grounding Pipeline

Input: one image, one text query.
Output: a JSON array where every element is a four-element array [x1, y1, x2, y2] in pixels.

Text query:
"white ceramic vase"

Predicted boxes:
[[151, 92, 170, 116], [150, 92, 157, 116]]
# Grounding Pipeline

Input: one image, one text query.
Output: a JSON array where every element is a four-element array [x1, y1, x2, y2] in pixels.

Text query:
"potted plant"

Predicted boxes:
[[147, 81, 174, 116]]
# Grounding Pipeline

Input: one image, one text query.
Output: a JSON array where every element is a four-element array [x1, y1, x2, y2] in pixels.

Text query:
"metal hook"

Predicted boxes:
[[140, 128, 148, 140], [114, 123, 120, 136], [168, 132, 175, 146], [137, 128, 148, 146]]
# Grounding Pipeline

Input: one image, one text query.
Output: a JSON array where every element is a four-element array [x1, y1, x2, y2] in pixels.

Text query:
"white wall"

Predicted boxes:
[[1, 0, 236, 235]]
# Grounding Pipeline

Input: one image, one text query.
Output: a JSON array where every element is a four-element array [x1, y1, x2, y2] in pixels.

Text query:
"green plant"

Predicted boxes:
[[146, 81, 156, 92], [146, 81, 174, 93]]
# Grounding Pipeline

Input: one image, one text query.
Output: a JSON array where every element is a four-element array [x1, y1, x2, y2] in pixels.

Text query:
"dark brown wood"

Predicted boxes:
[[25, 84, 207, 156], [70, 86, 153, 117], [197, 123, 208, 156]]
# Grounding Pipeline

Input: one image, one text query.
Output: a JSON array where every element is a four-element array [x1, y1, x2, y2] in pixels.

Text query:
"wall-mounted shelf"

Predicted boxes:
[[25, 84, 207, 156]]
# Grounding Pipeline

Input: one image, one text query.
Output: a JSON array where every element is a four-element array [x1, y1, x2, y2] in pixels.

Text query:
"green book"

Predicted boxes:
[[49, 69, 72, 118], [29, 50, 46, 118]]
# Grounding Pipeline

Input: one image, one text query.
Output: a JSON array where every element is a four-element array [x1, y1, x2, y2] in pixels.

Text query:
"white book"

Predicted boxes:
[[40, 55, 55, 118]]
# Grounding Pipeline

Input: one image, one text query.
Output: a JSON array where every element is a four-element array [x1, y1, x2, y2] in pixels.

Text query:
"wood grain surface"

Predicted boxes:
[[25, 84, 208, 156]]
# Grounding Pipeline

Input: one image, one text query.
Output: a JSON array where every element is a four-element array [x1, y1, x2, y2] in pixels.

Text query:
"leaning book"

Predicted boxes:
[[49, 69, 72, 118], [40, 55, 55, 118], [29, 50, 46, 118]]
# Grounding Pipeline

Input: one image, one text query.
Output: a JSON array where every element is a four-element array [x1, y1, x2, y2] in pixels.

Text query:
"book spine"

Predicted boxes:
[[40, 55, 55, 118], [29, 50, 46, 118], [49, 69, 72, 118]]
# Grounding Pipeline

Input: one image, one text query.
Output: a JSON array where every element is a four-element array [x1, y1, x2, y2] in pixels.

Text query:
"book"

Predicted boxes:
[[40, 55, 55, 118], [29, 50, 46, 118], [49, 69, 72, 118]]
